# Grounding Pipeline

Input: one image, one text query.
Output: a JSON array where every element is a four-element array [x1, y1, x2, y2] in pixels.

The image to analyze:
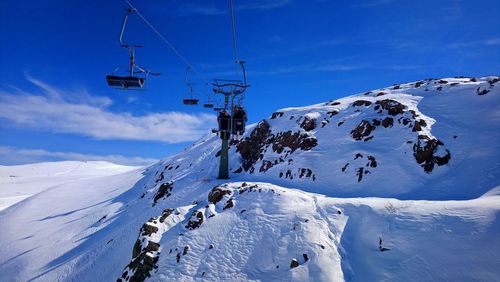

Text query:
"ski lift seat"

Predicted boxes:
[[106, 75, 144, 89], [218, 111, 231, 132], [204, 103, 214, 108], [183, 99, 199, 105], [232, 107, 247, 134]]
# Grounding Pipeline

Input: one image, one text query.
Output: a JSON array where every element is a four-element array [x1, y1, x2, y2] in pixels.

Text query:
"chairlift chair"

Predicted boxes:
[[202, 83, 215, 108], [182, 83, 199, 105], [182, 66, 199, 105], [106, 7, 160, 90], [232, 106, 247, 135]]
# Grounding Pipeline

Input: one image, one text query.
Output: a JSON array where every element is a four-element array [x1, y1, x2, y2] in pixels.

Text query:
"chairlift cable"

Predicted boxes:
[[123, 0, 210, 84], [229, 0, 239, 63]]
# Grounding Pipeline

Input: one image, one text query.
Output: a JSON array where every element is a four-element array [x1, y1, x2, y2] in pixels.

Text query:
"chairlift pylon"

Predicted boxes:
[[106, 7, 160, 90]]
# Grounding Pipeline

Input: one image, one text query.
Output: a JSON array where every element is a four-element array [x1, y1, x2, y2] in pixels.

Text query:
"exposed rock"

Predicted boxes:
[[300, 116, 317, 131], [133, 239, 142, 258], [413, 136, 451, 173], [382, 117, 394, 128], [327, 110, 339, 117], [356, 167, 364, 182], [183, 246, 189, 256], [412, 119, 427, 132], [271, 111, 284, 119], [272, 131, 318, 154], [153, 182, 173, 205], [352, 100, 372, 107], [321, 120, 329, 128], [236, 121, 272, 171], [159, 209, 174, 223], [141, 223, 159, 236], [208, 186, 232, 204], [351, 120, 376, 141], [477, 87, 490, 96], [145, 241, 160, 253], [299, 168, 313, 178], [341, 163, 349, 172], [290, 259, 299, 268], [375, 99, 406, 116], [259, 160, 274, 172], [185, 211, 204, 230], [303, 253, 309, 262], [367, 156, 377, 168], [223, 198, 234, 210]]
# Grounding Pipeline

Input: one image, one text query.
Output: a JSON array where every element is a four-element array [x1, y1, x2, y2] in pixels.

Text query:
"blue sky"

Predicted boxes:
[[0, 0, 499, 166]]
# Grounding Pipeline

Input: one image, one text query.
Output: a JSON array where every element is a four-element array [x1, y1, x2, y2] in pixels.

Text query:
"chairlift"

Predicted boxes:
[[106, 7, 160, 90], [182, 66, 199, 105], [232, 106, 247, 135], [203, 83, 215, 108]]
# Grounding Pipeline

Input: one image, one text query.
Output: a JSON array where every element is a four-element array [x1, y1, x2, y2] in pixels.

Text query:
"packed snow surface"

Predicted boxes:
[[0, 77, 499, 281]]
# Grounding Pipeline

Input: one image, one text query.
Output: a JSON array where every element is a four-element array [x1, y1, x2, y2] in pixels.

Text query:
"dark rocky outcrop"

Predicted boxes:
[[223, 198, 234, 210], [208, 187, 232, 204], [141, 223, 159, 237], [300, 116, 317, 132], [367, 156, 377, 168], [185, 211, 204, 230], [271, 111, 284, 119], [351, 120, 376, 141], [153, 182, 173, 205], [375, 99, 406, 116], [382, 117, 394, 128], [352, 100, 372, 107], [236, 121, 272, 171], [159, 209, 174, 223], [236, 119, 318, 173], [413, 136, 451, 173]]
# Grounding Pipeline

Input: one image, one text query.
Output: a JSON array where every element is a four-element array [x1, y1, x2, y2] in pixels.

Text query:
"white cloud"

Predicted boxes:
[[0, 78, 215, 143], [0, 146, 158, 166]]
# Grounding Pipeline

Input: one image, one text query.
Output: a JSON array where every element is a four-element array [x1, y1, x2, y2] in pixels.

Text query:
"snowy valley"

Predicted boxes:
[[0, 76, 499, 281]]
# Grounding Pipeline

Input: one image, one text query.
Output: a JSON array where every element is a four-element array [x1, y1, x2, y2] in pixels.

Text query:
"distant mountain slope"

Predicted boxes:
[[0, 77, 498, 282], [0, 161, 139, 211]]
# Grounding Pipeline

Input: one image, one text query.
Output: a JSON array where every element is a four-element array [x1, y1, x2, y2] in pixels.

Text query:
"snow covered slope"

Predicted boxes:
[[0, 161, 139, 211], [0, 77, 499, 281]]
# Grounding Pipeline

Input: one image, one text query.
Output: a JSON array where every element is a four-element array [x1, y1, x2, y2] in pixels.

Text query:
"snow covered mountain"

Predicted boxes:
[[0, 76, 499, 281]]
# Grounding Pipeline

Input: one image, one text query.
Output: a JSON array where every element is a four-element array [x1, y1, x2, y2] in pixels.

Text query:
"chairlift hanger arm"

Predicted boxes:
[[119, 7, 136, 47]]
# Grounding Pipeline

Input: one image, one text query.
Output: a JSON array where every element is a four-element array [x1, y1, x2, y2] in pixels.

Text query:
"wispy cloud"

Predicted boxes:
[[178, 0, 291, 16], [252, 62, 367, 76], [0, 77, 215, 143], [0, 146, 157, 166], [351, 0, 398, 8], [448, 37, 500, 48]]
